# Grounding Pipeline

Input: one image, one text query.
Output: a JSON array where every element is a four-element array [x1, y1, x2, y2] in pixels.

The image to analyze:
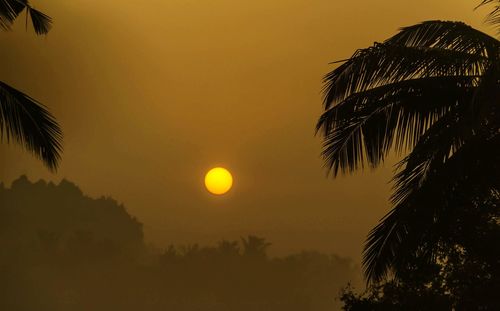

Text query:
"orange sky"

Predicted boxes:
[[0, 0, 492, 260]]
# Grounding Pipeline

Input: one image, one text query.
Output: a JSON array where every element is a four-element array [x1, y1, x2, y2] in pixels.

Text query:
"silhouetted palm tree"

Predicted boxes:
[[0, 0, 62, 171], [317, 1, 499, 282], [217, 240, 240, 257], [241, 235, 271, 258]]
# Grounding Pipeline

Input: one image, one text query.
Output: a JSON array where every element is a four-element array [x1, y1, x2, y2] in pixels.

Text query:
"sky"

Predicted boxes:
[[0, 0, 492, 261]]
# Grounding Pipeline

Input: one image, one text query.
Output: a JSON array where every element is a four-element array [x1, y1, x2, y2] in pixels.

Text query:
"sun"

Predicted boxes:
[[204, 167, 233, 195]]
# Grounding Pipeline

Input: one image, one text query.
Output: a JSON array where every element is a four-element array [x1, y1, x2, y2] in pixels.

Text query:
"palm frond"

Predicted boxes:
[[388, 21, 499, 54], [363, 206, 407, 282], [363, 133, 500, 283], [477, 0, 500, 34], [0, 0, 26, 30], [323, 46, 486, 111], [361, 103, 475, 282], [319, 75, 477, 175], [390, 105, 473, 206], [322, 22, 494, 110], [26, 6, 51, 35], [363, 202, 443, 283], [0, 1, 52, 35], [0, 81, 62, 171]]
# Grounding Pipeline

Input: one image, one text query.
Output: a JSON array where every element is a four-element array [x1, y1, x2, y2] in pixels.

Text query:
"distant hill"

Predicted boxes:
[[0, 175, 144, 260]]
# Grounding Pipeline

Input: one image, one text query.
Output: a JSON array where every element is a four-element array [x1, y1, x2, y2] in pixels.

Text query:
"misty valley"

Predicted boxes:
[[0, 176, 360, 310]]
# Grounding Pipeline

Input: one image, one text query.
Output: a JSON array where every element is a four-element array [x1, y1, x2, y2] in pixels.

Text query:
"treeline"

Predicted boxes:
[[0, 176, 360, 311]]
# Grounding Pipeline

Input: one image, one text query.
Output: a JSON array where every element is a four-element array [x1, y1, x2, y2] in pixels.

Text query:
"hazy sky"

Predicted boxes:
[[0, 0, 492, 260]]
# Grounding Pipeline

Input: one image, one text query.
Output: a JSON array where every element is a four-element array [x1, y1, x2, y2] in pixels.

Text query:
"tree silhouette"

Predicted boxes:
[[241, 235, 271, 259], [0, 177, 362, 310], [217, 239, 240, 257], [317, 1, 500, 282], [0, 1, 62, 171], [0, 175, 144, 256], [339, 193, 500, 310]]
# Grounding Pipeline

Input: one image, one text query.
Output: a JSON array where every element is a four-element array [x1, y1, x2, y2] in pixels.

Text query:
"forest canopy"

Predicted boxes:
[[0, 176, 360, 311]]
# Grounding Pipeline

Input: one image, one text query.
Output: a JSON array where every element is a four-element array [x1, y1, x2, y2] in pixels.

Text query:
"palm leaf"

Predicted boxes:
[[364, 133, 500, 282], [322, 22, 494, 110], [26, 6, 51, 35], [477, 0, 500, 34], [362, 106, 473, 282], [388, 21, 498, 54], [0, 81, 62, 171], [0, 0, 25, 29], [319, 75, 478, 175], [0, 1, 52, 35]]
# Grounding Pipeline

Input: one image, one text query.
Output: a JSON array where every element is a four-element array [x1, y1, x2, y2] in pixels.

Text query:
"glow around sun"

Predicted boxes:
[[204, 167, 233, 195]]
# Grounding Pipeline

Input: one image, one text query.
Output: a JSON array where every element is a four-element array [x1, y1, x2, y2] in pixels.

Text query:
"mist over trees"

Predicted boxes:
[[0, 176, 361, 311], [0, 175, 143, 255]]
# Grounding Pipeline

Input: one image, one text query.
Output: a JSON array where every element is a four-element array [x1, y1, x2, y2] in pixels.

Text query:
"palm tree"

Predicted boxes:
[[217, 240, 240, 257], [241, 235, 271, 258], [0, 0, 62, 171], [317, 1, 499, 282]]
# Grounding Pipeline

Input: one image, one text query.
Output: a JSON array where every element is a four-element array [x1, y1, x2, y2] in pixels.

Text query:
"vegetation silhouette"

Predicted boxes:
[[317, 0, 500, 283], [0, 175, 144, 258], [0, 1, 61, 170], [339, 192, 499, 310], [0, 176, 361, 311]]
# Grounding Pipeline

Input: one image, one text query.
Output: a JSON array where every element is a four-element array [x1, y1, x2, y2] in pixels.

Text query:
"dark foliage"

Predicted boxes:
[[0, 175, 144, 256], [0, 176, 360, 311], [0, 83, 62, 171], [317, 2, 500, 282], [0, 1, 61, 170], [339, 194, 500, 310], [0, 0, 52, 34], [478, 1, 500, 33]]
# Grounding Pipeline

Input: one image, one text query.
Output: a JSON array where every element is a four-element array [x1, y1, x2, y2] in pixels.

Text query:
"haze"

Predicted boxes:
[[0, 0, 489, 260]]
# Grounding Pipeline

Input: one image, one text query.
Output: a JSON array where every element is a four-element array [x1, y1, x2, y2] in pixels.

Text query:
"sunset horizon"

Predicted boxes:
[[0, 1, 498, 310]]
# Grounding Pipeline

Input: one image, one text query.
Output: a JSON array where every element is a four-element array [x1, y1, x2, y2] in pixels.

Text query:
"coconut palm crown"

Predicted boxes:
[[317, 2, 500, 282]]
